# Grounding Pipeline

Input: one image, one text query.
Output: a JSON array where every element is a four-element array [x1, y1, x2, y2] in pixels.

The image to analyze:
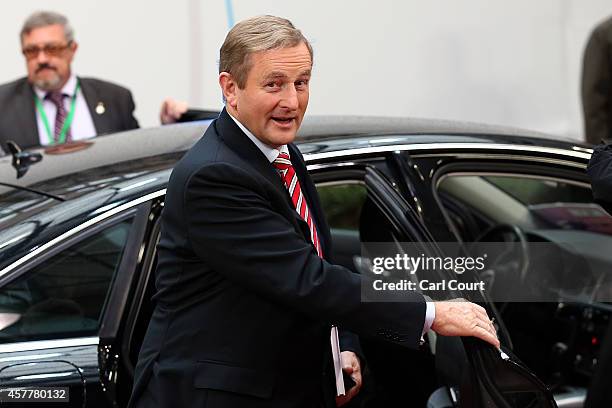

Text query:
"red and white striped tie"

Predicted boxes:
[[273, 151, 323, 257]]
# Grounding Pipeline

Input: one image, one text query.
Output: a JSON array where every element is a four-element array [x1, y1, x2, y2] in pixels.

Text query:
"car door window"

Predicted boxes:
[[317, 178, 416, 271], [484, 176, 594, 206], [317, 182, 367, 233], [0, 219, 134, 343], [438, 174, 612, 239], [317, 181, 368, 272]]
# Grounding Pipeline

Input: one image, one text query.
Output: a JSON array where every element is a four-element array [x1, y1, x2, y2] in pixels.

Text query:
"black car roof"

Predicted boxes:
[[0, 115, 591, 196], [298, 115, 558, 140]]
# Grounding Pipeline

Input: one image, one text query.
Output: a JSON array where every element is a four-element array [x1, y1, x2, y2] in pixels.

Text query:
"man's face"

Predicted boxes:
[[21, 24, 77, 91], [221, 43, 312, 147]]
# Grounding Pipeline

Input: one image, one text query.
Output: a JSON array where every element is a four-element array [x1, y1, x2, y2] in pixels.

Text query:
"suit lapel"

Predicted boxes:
[[80, 78, 109, 135], [13, 80, 39, 148], [215, 109, 313, 244], [216, 109, 290, 201]]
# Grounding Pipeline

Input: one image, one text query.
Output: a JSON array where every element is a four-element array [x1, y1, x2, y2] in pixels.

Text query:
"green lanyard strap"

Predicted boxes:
[[34, 81, 80, 145]]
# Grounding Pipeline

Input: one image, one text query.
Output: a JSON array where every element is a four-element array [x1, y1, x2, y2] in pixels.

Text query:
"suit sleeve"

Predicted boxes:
[[582, 26, 611, 144], [183, 162, 426, 348], [339, 330, 365, 364]]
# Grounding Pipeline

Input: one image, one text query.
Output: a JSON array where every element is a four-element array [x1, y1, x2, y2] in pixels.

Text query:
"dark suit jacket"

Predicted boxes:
[[0, 76, 139, 151], [130, 109, 426, 408], [582, 16, 612, 144]]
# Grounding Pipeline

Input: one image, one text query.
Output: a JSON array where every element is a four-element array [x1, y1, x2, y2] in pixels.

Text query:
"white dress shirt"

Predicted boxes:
[[33, 74, 97, 145]]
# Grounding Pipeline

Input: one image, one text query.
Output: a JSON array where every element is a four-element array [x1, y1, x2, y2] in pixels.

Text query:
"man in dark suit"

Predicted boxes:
[[0, 11, 186, 152], [582, 15, 612, 145], [130, 15, 499, 408]]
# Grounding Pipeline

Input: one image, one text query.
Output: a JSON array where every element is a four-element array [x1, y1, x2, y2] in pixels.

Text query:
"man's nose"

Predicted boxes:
[[36, 50, 50, 64], [280, 84, 299, 110]]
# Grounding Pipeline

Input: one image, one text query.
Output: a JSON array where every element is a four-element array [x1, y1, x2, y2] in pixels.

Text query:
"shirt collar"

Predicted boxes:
[[33, 74, 78, 99], [227, 111, 288, 163]]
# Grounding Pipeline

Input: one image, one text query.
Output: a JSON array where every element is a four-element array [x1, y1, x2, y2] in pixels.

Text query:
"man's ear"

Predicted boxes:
[[219, 72, 238, 109], [67, 41, 78, 61]]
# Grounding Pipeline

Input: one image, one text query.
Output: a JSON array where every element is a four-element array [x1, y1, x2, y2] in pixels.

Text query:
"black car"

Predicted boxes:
[[0, 116, 607, 407]]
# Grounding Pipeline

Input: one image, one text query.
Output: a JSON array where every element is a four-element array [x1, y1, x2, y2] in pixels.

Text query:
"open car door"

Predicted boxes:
[[361, 165, 558, 408]]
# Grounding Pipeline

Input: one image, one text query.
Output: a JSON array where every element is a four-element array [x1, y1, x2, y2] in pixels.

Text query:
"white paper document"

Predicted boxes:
[[330, 325, 346, 396]]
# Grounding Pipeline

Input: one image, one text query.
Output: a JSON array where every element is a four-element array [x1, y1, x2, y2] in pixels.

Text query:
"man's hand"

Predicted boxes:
[[160, 98, 188, 124], [432, 300, 500, 348], [335, 351, 362, 407]]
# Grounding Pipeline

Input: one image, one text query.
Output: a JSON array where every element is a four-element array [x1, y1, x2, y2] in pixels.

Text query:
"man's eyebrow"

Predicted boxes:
[[262, 72, 288, 81], [261, 70, 312, 81]]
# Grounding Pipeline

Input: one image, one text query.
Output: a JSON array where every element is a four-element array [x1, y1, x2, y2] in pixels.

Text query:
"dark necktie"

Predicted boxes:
[[45, 91, 72, 143], [273, 151, 323, 257]]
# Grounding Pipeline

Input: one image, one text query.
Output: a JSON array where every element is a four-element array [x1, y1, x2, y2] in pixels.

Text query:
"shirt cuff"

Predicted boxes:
[[420, 298, 436, 344], [423, 300, 435, 335]]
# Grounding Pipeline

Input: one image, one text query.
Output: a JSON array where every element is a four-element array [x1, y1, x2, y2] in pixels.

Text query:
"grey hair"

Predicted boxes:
[[219, 15, 313, 89], [20, 11, 74, 43]]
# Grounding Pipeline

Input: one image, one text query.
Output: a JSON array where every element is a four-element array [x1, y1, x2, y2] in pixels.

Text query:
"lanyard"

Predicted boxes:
[[34, 81, 80, 145]]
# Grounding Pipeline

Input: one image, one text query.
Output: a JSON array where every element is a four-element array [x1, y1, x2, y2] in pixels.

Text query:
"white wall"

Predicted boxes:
[[2, 1, 612, 140]]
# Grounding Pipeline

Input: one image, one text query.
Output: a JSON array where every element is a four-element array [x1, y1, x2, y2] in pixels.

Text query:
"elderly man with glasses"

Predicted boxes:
[[0, 10, 187, 152]]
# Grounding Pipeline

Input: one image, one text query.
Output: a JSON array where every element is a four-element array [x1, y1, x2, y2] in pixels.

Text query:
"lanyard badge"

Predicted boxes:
[[34, 80, 80, 145]]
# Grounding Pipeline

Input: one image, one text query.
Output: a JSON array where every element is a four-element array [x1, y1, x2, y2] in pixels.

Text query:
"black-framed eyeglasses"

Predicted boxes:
[[22, 42, 72, 59]]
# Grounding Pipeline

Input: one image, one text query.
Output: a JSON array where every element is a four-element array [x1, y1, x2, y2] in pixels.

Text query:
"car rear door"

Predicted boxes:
[[0, 196, 152, 407]]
